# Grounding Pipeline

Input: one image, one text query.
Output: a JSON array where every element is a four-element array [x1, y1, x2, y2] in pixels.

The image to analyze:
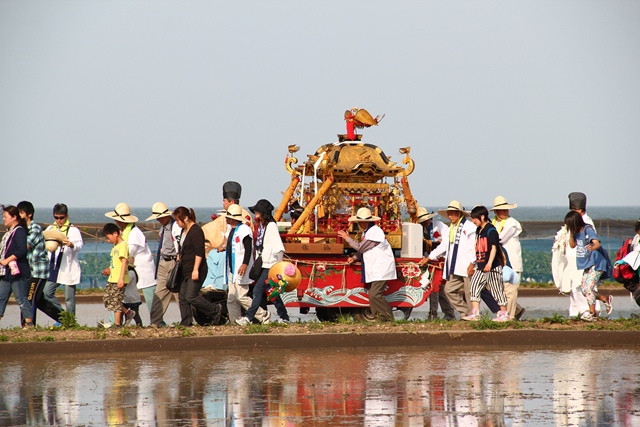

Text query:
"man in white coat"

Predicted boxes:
[[338, 207, 397, 322], [426, 200, 476, 318], [43, 203, 83, 316]]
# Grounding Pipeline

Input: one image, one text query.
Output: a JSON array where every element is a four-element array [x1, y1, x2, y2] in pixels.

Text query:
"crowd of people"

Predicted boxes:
[[1, 188, 638, 328]]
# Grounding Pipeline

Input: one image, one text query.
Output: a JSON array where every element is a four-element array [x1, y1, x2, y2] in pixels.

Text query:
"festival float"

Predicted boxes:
[[272, 108, 443, 321]]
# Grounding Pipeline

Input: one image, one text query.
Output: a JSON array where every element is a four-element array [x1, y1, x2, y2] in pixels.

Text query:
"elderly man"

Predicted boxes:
[[147, 202, 182, 328], [424, 201, 476, 318], [416, 207, 455, 321]]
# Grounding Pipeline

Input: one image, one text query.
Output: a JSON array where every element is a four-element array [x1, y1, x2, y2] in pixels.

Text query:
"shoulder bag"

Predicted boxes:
[[249, 244, 263, 281], [166, 231, 184, 293]]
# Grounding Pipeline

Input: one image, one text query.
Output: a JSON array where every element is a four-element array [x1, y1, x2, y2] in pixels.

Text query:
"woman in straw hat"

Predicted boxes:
[[337, 207, 396, 321], [490, 196, 525, 320]]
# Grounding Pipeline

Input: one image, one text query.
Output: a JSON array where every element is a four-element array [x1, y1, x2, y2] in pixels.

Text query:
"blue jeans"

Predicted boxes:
[[246, 268, 289, 322], [0, 277, 32, 320], [43, 281, 76, 315]]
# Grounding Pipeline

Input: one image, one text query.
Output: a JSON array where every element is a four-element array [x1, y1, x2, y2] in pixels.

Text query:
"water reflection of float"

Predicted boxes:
[[272, 109, 441, 321]]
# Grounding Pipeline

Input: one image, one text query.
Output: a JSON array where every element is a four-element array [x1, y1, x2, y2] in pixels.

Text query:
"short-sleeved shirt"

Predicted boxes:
[[575, 225, 606, 271], [475, 223, 502, 270], [108, 241, 130, 284]]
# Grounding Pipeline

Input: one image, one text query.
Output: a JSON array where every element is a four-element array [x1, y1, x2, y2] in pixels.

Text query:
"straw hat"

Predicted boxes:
[[105, 203, 139, 223], [437, 200, 470, 217], [348, 207, 380, 222], [490, 196, 518, 211], [145, 202, 173, 221], [416, 207, 436, 223], [44, 229, 66, 252], [224, 204, 245, 221]]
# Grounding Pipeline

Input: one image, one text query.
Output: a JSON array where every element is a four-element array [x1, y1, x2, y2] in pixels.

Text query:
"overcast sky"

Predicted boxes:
[[1, 1, 638, 210]]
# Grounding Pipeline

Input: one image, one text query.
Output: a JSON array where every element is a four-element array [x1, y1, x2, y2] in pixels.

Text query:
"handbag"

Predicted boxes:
[[249, 255, 263, 281], [166, 259, 182, 293], [165, 231, 183, 293]]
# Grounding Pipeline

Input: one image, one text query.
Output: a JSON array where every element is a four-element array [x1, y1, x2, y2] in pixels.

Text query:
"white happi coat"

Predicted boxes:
[[429, 217, 476, 280], [227, 223, 254, 285], [361, 225, 397, 282]]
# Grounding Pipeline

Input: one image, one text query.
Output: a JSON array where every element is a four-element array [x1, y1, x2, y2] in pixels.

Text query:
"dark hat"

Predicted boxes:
[[223, 181, 242, 200], [568, 192, 587, 211], [289, 200, 304, 214], [249, 199, 274, 215]]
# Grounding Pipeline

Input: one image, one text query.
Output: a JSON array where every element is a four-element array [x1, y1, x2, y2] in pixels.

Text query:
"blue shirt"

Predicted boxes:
[[575, 225, 605, 271]]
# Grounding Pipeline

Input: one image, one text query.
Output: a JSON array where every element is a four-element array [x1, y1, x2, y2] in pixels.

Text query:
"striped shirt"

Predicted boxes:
[[27, 221, 50, 279]]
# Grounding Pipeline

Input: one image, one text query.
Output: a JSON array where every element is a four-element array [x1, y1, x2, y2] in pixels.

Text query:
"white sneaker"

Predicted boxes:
[[604, 295, 613, 316], [581, 312, 597, 322], [275, 317, 290, 324], [462, 311, 481, 321], [492, 311, 510, 322], [235, 317, 251, 326], [261, 311, 271, 325]]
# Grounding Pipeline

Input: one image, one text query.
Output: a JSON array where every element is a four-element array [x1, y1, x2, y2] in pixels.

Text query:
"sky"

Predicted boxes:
[[1, 1, 638, 211]]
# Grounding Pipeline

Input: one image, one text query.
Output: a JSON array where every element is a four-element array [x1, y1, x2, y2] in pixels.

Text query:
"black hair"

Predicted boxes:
[[224, 196, 240, 204], [102, 223, 121, 236], [53, 203, 68, 216], [17, 201, 35, 219], [3, 205, 28, 228], [173, 206, 196, 223], [564, 210, 585, 235], [470, 205, 489, 223], [634, 220, 640, 233]]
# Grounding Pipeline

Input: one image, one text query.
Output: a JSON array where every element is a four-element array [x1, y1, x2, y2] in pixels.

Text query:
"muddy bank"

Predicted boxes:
[[3, 330, 640, 356]]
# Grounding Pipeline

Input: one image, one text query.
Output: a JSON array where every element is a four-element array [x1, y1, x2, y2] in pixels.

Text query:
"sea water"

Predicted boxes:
[[32, 206, 640, 224]]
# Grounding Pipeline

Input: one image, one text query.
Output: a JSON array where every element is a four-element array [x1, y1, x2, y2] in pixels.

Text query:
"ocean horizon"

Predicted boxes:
[[31, 205, 640, 224]]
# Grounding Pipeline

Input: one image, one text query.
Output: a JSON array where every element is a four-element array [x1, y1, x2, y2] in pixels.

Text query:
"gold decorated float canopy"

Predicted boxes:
[[287, 142, 414, 183]]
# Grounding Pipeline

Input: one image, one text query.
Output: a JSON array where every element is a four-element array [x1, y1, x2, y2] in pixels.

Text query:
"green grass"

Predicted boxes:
[[244, 324, 270, 334], [470, 313, 510, 330], [58, 310, 79, 329], [540, 313, 570, 325]]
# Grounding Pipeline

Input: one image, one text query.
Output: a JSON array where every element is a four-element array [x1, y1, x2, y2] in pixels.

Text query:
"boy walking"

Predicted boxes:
[[101, 223, 133, 327]]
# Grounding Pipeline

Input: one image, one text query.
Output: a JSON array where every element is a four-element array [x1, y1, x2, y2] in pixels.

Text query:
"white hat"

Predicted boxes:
[[437, 200, 470, 217], [146, 202, 173, 221], [490, 196, 517, 211], [105, 202, 139, 223], [348, 207, 380, 222], [44, 229, 66, 252], [224, 204, 244, 221], [416, 207, 436, 223]]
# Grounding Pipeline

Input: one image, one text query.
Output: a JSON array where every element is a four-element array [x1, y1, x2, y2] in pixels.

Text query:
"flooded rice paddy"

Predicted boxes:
[[1, 347, 640, 426]]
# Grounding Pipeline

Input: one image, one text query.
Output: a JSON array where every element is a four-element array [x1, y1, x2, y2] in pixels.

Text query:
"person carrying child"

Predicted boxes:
[[101, 223, 134, 327], [564, 211, 613, 321], [462, 206, 510, 322]]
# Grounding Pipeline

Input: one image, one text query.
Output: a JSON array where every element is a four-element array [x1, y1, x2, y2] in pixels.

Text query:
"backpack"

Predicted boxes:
[[597, 246, 613, 281], [584, 225, 613, 280], [613, 238, 639, 285]]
